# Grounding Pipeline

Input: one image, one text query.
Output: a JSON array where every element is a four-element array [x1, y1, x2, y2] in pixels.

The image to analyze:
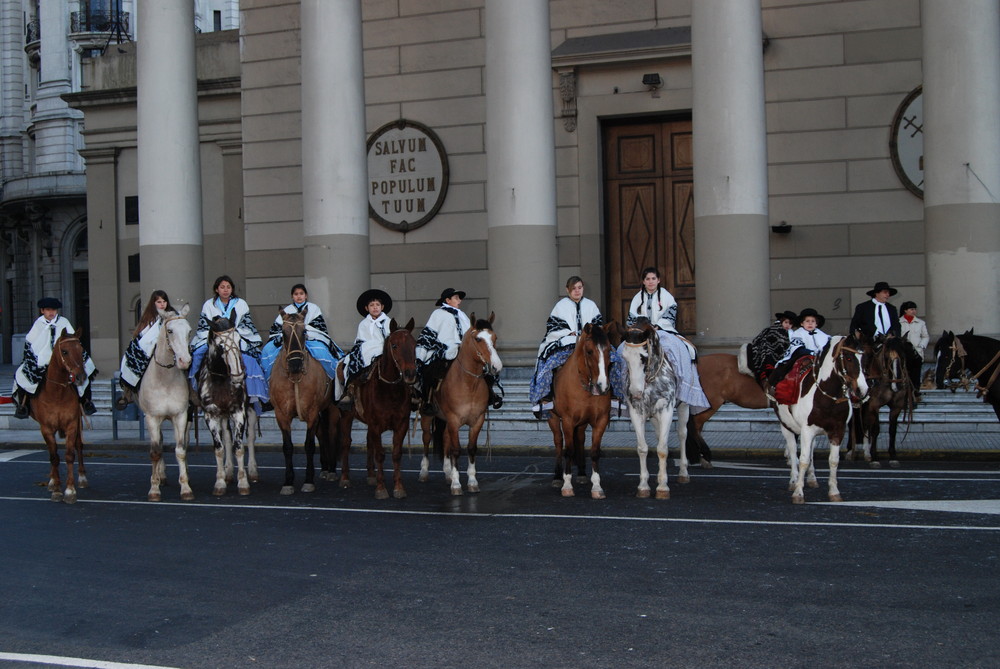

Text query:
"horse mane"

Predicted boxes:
[[814, 335, 842, 380], [474, 318, 493, 331], [586, 321, 610, 348]]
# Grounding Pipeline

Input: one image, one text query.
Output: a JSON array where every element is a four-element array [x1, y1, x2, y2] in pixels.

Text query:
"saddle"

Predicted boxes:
[[773, 355, 815, 405]]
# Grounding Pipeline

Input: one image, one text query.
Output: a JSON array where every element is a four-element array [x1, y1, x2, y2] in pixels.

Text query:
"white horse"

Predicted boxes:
[[773, 335, 868, 503], [620, 319, 690, 499], [139, 305, 194, 502]]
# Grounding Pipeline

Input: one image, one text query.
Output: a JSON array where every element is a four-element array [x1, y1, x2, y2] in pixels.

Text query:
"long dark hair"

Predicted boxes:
[[213, 275, 238, 298], [134, 290, 173, 336]]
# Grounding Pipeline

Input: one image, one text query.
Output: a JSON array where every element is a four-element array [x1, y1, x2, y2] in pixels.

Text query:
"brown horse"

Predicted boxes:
[[683, 353, 769, 466], [337, 318, 417, 499], [31, 331, 88, 503], [269, 311, 334, 495], [847, 335, 915, 468], [548, 322, 614, 499], [419, 314, 502, 495]]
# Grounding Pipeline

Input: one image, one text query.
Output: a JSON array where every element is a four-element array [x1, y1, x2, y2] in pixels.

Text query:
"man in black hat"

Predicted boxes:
[[849, 281, 901, 340], [11, 297, 98, 418]]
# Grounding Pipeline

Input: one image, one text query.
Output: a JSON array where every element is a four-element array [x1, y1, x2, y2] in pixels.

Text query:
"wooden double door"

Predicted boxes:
[[604, 118, 696, 335]]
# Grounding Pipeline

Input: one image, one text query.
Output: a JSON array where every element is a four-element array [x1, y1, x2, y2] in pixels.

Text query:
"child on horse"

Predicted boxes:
[[12, 297, 98, 418], [337, 289, 393, 410], [116, 290, 175, 410], [189, 275, 269, 411], [529, 276, 605, 418], [766, 308, 830, 401], [415, 287, 503, 415], [260, 283, 345, 381], [745, 310, 797, 384]]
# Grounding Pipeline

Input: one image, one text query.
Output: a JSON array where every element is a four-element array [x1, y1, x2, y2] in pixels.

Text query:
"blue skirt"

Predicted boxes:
[[190, 345, 270, 404], [260, 340, 339, 380]]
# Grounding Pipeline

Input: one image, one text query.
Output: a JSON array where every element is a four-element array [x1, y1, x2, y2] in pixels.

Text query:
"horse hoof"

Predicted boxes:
[[792, 494, 805, 504], [367, 476, 377, 487], [561, 488, 575, 498], [655, 489, 670, 500], [249, 475, 260, 484], [181, 491, 195, 502], [393, 489, 407, 499], [78, 476, 89, 489], [845, 451, 855, 461], [678, 475, 690, 484], [451, 487, 463, 497], [238, 487, 250, 496], [889, 460, 900, 468], [279, 485, 294, 496], [591, 490, 606, 500], [829, 493, 843, 502], [50, 491, 63, 503], [636, 488, 651, 498], [375, 488, 389, 500], [700, 458, 713, 469], [807, 480, 819, 489], [418, 473, 429, 483], [467, 485, 480, 494], [213, 486, 226, 497], [47, 480, 58, 493], [339, 479, 351, 489], [148, 492, 161, 502], [869, 461, 882, 469], [301, 483, 315, 493], [787, 483, 796, 492], [63, 490, 77, 505]]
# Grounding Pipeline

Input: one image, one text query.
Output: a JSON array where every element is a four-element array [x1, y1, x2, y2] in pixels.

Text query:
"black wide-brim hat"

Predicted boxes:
[[37, 297, 62, 309], [774, 310, 798, 323], [796, 308, 825, 329], [356, 289, 392, 316], [866, 281, 898, 297], [435, 287, 466, 306]]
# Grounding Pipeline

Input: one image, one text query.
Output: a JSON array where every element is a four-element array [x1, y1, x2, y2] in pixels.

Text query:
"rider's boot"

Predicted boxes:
[[12, 387, 29, 419], [115, 384, 135, 411], [81, 385, 97, 416], [336, 382, 355, 411], [484, 373, 504, 410]]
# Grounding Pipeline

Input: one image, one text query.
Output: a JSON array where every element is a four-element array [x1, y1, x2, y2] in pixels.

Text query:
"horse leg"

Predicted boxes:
[[279, 427, 296, 495], [419, 415, 432, 483], [42, 426, 63, 502], [370, 429, 388, 499], [827, 433, 844, 503], [653, 407, 676, 498], [232, 411, 250, 496], [208, 419, 229, 496], [466, 416, 484, 494], [887, 406, 901, 467], [173, 410, 195, 501], [792, 428, 818, 504], [629, 408, 652, 498], [366, 433, 378, 488], [302, 424, 317, 493], [338, 411, 353, 489], [573, 423, 588, 485], [147, 414, 166, 502], [74, 421, 87, 490], [391, 424, 407, 499], [446, 419, 462, 496], [588, 418, 609, 500], [246, 410, 259, 483], [672, 403, 689, 485], [222, 421, 235, 485], [62, 419, 81, 505], [548, 414, 567, 491], [781, 425, 799, 493], [867, 407, 881, 468]]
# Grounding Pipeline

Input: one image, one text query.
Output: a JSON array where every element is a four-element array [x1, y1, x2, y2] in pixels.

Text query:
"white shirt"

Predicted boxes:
[[872, 298, 891, 336], [779, 326, 831, 363], [628, 288, 679, 333]]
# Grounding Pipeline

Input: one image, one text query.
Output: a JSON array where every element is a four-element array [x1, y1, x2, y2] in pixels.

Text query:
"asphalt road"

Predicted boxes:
[[1, 446, 998, 669]]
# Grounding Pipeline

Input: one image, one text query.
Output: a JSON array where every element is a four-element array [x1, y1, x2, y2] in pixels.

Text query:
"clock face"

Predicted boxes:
[[890, 86, 923, 198]]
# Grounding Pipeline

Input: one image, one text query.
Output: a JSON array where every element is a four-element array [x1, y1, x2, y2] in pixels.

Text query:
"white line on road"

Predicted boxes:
[[0, 651, 179, 669], [816, 499, 1000, 515]]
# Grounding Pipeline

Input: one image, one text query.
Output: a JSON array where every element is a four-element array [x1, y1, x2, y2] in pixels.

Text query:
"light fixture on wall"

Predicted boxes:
[[642, 73, 663, 90], [771, 221, 792, 234]]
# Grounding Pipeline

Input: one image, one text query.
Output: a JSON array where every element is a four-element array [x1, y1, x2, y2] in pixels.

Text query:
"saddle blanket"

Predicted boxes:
[[774, 355, 815, 406]]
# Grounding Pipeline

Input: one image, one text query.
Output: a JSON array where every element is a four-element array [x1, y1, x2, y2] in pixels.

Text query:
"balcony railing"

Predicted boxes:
[[25, 19, 39, 44], [69, 10, 130, 35]]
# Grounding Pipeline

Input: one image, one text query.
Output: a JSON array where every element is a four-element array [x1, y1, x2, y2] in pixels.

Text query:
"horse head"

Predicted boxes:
[[825, 334, 868, 402], [384, 317, 418, 385], [207, 316, 245, 382], [934, 330, 959, 390], [52, 331, 87, 386], [575, 322, 611, 396], [621, 318, 661, 399], [158, 304, 192, 371], [466, 313, 503, 377], [280, 310, 308, 375]]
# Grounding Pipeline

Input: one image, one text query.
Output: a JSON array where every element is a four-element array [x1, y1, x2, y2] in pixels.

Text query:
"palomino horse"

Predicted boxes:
[[682, 353, 770, 466], [847, 335, 915, 468], [337, 318, 417, 499], [197, 317, 255, 496], [619, 318, 690, 499], [140, 305, 194, 501], [935, 330, 1000, 423], [548, 322, 614, 499], [419, 313, 503, 495], [773, 334, 867, 504], [31, 331, 88, 503], [269, 311, 333, 495]]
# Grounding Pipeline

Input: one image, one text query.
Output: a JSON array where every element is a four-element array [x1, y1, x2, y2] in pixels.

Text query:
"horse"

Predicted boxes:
[[30, 331, 88, 503], [935, 330, 1000, 422], [846, 335, 915, 468], [139, 305, 195, 501], [619, 318, 690, 499], [772, 334, 867, 504], [337, 318, 418, 499], [548, 322, 614, 499], [197, 316, 255, 496], [682, 353, 770, 467], [419, 314, 503, 495], [269, 310, 334, 495]]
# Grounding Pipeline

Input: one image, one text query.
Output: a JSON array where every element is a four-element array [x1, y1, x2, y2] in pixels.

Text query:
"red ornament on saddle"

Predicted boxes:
[[774, 355, 815, 405]]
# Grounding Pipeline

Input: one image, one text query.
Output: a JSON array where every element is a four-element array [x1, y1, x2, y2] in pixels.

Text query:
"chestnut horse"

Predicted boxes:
[[419, 314, 503, 495], [269, 311, 334, 495], [337, 318, 417, 499], [31, 331, 88, 503], [548, 322, 613, 499], [774, 334, 867, 504], [847, 335, 915, 468], [935, 330, 1000, 423]]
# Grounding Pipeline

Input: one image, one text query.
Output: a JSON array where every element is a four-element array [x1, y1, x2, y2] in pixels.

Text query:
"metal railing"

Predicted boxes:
[[25, 19, 39, 44], [69, 10, 130, 35]]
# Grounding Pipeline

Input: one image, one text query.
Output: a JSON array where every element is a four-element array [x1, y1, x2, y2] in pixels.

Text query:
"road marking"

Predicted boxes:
[[0, 651, 179, 669], [817, 499, 1000, 515], [0, 449, 36, 462], [0, 495, 997, 532]]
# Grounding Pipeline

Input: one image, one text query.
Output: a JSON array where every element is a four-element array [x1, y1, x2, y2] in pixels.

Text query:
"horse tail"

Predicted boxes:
[[432, 416, 445, 461], [684, 413, 710, 463]]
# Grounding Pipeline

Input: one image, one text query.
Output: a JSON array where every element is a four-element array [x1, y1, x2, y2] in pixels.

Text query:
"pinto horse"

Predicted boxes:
[[139, 305, 194, 501], [773, 334, 867, 504], [619, 318, 691, 499], [269, 311, 334, 495], [419, 314, 503, 495], [548, 322, 614, 499], [337, 318, 417, 499], [31, 331, 88, 503], [935, 330, 1000, 422], [847, 335, 915, 468], [198, 317, 254, 496]]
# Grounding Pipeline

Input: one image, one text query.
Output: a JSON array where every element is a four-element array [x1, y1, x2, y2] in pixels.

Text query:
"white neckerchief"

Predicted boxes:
[[872, 298, 889, 336]]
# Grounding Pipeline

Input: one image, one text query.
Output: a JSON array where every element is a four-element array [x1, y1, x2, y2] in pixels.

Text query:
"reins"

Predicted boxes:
[[811, 340, 862, 404], [153, 314, 185, 369], [377, 332, 408, 384], [48, 336, 84, 387], [208, 327, 246, 382], [577, 333, 610, 395], [946, 337, 1000, 397]]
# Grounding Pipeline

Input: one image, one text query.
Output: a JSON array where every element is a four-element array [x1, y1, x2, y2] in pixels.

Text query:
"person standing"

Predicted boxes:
[[850, 281, 901, 340], [899, 300, 930, 393]]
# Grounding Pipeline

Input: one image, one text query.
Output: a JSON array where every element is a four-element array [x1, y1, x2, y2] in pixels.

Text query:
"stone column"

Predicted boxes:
[[692, 0, 770, 349], [34, 0, 77, 172], [300, 0, 369, 344], [485, 0, 559, 366], [922, 0, 1000, 337], [136, 0, 204, 312], [1, 0, 25, 176]]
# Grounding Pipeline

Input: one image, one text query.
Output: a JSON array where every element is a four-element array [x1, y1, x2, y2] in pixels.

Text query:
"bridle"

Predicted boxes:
[[623, 326, 666, 385], [458, 329, 495, 380], [942, 335, 1000, 397], [812, 339, 864, 404], [153, 314, 186, 369], [577, 330, 610, 395], [50, 335, 85, 387], [209, 327, 246, 383], [377, 330, 411, 385], [281, 318, 308, 379]]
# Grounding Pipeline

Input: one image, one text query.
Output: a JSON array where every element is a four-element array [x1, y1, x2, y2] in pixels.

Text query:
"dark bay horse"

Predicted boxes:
[[773, 334, 867, 504], [31, 331, 88, 503], [847, 335, 915, 467], [337, 318, 417, 499], [419, 314, 502, 495], [548, 322, 614, 499], [269, 311, 334, 495], [935, 330, 1000, 423]]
